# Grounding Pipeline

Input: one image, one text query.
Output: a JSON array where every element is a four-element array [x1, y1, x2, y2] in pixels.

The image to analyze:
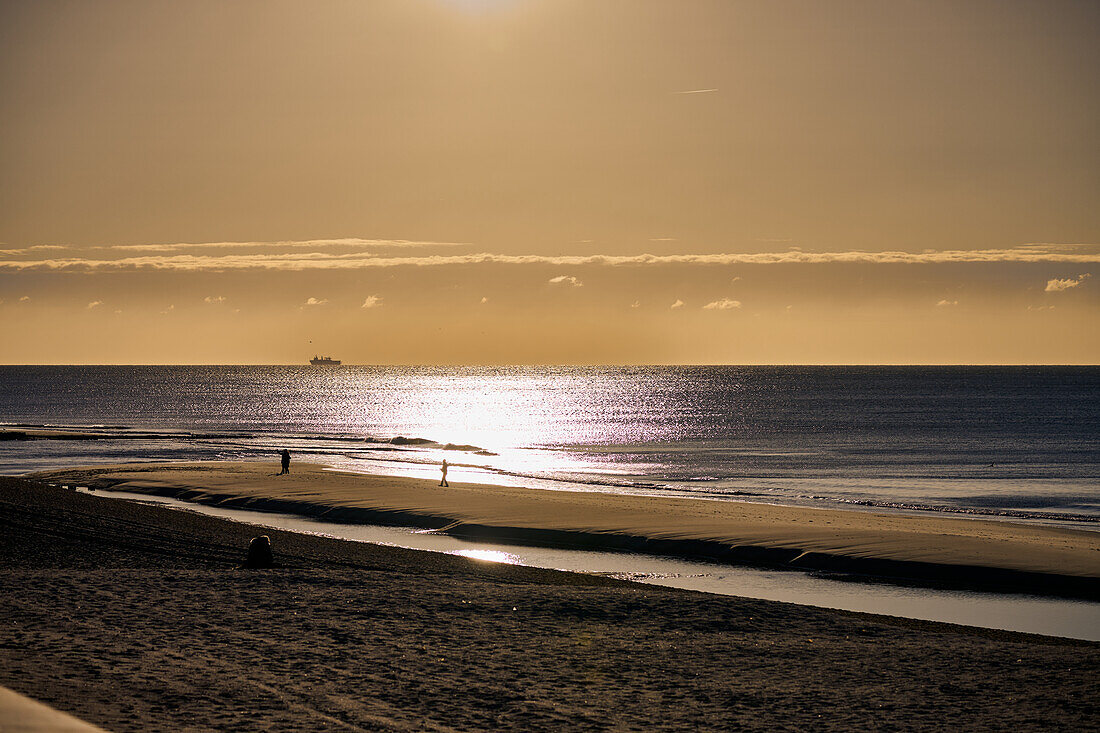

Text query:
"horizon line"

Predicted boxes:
[[1, 362, 1097, 368]]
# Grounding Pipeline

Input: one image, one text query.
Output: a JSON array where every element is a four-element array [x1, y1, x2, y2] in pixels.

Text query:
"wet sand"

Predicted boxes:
[[2, 474, 1099, 730], [35, 461, 1100, 598]]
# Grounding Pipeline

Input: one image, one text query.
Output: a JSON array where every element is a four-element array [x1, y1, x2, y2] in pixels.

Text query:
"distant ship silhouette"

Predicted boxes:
[[309, 355, 341, 365]]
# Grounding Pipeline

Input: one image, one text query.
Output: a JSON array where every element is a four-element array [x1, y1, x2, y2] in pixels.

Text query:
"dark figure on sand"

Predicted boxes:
[[440, 459, 449, 487], [244, 535, 274, 568], [280, 449, 291, 475]]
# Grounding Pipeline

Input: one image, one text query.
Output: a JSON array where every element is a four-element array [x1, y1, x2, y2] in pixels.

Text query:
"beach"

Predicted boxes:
[[5, 0, 1099, 726], [33, 462, 1100, 598], [2, 469, 1099, 731]]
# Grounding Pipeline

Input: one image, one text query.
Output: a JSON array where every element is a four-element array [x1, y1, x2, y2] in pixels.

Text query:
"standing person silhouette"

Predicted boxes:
[[439, 459, 449, 487], [280, 449, 291, 475]]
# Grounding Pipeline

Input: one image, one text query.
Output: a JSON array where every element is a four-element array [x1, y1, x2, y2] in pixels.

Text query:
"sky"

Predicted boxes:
[[1, 0, 1097, 364]]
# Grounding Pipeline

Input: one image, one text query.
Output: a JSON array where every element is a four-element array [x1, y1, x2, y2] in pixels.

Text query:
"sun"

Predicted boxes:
[[439, 0, 516, 13]]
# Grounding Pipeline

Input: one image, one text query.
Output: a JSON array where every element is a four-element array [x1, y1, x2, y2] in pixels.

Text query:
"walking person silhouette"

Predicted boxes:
[[280, 448, 291, 475], [440, 459, 449, 487]]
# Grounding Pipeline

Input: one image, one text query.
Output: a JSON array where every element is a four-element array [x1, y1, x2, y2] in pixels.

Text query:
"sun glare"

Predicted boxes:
[[450, 548, 522, 564], [440, 0, 514, 12]]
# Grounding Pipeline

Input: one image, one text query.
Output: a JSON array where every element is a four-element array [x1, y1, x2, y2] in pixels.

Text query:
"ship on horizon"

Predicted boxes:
[[309, 355, 342, 366]]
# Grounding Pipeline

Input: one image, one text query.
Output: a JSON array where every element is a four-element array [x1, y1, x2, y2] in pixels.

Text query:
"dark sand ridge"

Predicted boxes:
[[35, 462, 1100, 599], [2, 476, 1098, 731]]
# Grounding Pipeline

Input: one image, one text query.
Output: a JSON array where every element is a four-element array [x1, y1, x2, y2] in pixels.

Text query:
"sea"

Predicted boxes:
[[2, 365, 1099, 530], [5, 365, 1100, 639]]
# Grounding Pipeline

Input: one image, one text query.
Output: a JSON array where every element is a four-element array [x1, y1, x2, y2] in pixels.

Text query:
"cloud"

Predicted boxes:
[[480, 296, 489, 304], [86, 300, 102, 309], [1044, 273, 1091, 292], [160, 305, 175, 315], [303, 297, 328, 307], [670, 299, 684, 309], [936, 299, 958, 307], [675, 88, 718, 94], [73, 238, 460, 254], [361, 295, 383, 309], [649, 237, 678, 242], [96, 238, 465, 253], [1018, 242, 1097, 251], [0, 238, 463, 258], [18, 296, 30, 302], [630, 300, 641, 308], [204, 295, 227, 304], [703, 298, 742, 310], [4, 243, 1099, 272], [0, 245, 67, 255], [549, 275, 583, 287]]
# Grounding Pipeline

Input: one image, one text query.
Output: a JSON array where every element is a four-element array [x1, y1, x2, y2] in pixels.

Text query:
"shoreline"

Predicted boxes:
[[35, 461, 1100, 600], [7, 425, 1098, 533], [8, 422, 1100, 530]]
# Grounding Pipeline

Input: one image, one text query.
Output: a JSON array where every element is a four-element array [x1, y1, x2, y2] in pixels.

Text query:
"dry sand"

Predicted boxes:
[[0, 684, 110, 732], [35, 461, 1100, 598], [2, 476, 1099, 731]]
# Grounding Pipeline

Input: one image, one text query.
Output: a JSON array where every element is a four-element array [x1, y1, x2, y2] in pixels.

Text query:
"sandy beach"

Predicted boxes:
[[6, 0, 1099, 726], [34, 461, 1100, 599], [2, 474, 1099, 731]]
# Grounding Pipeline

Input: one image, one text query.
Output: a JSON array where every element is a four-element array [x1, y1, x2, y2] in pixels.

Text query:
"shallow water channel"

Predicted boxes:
[[76, 486, 1100, 642]]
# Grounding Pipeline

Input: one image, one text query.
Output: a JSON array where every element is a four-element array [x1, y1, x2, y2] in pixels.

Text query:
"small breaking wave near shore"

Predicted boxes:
[[3, 421, 1098, 531]]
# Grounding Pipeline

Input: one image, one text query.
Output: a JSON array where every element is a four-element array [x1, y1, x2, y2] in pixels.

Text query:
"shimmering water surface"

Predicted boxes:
[[2, 365, 1098, 527]]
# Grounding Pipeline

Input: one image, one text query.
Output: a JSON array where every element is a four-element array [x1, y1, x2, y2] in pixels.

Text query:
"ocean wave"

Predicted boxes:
[[0, 424, 500, 456], [811, 495, 1099, 524], [4, 419, 1098, 528], [384, 436, 435, 446]]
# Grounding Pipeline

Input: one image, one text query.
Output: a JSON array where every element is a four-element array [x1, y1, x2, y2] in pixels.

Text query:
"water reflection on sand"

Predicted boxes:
[[76, 486, 1100, 642]]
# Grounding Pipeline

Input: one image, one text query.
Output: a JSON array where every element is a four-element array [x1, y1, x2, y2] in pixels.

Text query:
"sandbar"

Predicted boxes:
[[35, 461, 1100, 597]]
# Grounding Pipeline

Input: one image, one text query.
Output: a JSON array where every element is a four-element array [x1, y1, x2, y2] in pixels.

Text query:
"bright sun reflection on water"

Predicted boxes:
[[333, 369, 666, 479], [449, 548, 522, 564]]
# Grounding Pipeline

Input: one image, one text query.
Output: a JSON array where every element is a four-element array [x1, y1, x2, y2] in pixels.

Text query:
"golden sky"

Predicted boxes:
[[1, 0, 1097, 364]]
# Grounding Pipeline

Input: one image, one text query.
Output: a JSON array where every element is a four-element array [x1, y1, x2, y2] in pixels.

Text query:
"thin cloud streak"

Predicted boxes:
[[0, 244, 68, 255], [98, 238, 465, 253], [0, 238, 464, 256], [3, 244, 1099, 272]]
